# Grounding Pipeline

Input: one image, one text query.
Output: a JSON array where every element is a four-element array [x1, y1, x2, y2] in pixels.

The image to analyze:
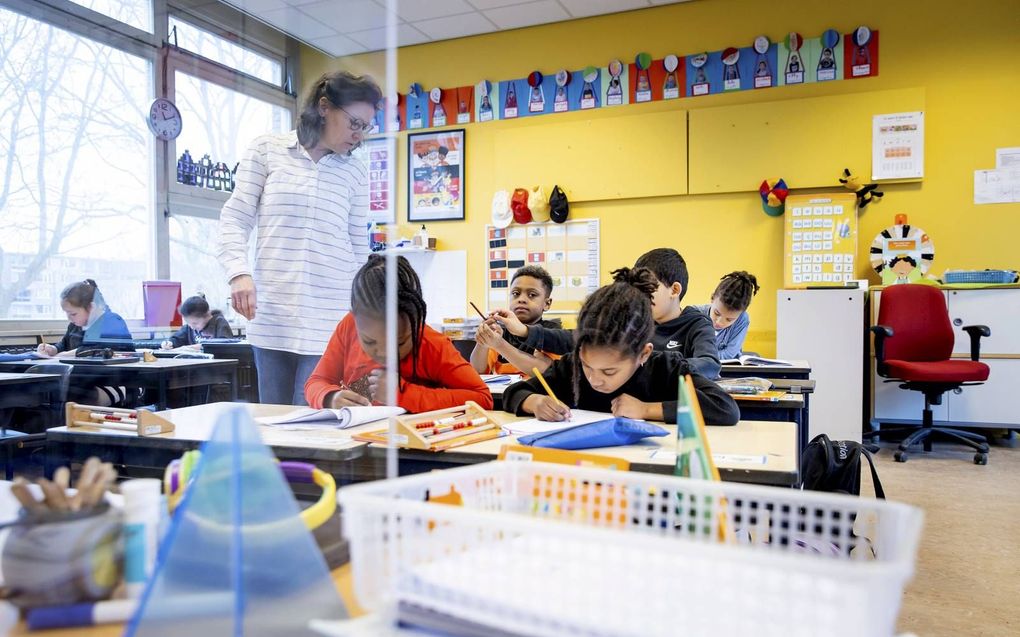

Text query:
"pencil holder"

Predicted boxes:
[[0, 504, 123, 608]]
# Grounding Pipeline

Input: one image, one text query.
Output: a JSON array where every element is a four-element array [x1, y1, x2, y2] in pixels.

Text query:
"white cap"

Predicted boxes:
[[491, 190, 512, 229]]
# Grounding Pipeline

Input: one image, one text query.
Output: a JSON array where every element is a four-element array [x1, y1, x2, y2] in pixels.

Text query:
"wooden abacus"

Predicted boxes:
[[66, 403, 175, 437], [353, 401, 502, 451]]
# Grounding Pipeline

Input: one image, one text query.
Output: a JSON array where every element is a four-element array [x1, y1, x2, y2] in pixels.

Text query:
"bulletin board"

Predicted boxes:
[[486, 219, 600, 314], [783, 193, 858, 288]]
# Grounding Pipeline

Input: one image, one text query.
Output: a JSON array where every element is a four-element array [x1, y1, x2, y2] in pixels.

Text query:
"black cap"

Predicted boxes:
[[549, 185, 569, 223]]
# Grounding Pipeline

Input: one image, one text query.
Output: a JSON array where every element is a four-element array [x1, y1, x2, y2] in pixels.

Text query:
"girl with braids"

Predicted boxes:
[[694, 271, 760, 360], [503, 268, 739, 425], [304, 255, 492, 412], [218, 71, 381, 405]]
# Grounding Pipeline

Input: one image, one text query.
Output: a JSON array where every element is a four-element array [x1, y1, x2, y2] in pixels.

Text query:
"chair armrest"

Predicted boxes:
[[870, 325, 894, 376], [962, 325, 991, 361]]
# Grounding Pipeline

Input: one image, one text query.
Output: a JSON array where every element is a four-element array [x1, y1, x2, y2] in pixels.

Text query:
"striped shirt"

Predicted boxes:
[[217, 131, 370, 355]]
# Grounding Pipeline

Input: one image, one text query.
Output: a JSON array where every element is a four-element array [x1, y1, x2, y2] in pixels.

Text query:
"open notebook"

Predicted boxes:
[[720, 354, 794, 366], [255, 405, 405, 429]]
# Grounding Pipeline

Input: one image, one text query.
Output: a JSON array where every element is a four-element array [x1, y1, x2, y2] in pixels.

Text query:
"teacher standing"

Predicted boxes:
[[218, 71, 381, 405]]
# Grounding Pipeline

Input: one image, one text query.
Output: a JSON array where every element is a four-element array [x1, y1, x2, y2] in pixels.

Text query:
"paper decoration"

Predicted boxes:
[[845, 26, 879, 78], [527, 71, 546, 113], [814, 29, 843, 82], [751, 36, 776, 89], [605, 59, 626, 106], [687, 52, 711, 96], [779, 32, 807, 85], [406, 83, 427, 129], [475, 80, 497, 122], [455, 85, 474, 125], [721, 47, 742, 91], [870, 214, 935, 284], [633, 53, 653, 103], [662, 55, 681, 99], [553, 69, 571, 112], [579, 66, 600, 110]]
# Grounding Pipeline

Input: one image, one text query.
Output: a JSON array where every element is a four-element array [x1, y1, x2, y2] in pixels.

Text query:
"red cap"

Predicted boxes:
[[510, 188, 532, 224]]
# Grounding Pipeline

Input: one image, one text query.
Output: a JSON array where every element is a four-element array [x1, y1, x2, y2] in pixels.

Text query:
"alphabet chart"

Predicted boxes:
[[784, 193, 858, 288]]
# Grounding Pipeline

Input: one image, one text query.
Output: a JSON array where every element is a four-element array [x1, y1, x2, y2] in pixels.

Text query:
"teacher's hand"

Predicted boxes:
[[230, 275, 257, 320]]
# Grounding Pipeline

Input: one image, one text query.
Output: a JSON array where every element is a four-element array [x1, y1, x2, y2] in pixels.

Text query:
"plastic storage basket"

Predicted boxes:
[[943, 269, 1018, 284], [339, 462, 923, 637]]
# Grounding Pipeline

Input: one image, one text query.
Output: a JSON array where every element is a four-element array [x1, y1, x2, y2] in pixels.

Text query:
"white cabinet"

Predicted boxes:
[[777, 289, 866, 442], [871, 288, 1020, 428]]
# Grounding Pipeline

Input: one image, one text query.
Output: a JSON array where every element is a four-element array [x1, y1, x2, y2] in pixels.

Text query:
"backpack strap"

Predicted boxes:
[[859, 446, 885, 499]]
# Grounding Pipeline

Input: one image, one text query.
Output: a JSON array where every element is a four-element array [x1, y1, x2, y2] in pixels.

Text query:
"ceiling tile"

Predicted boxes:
[[394, 0, 475, 22], [558, 0, 649, 19], [259, 7, 335, 40], [465, 0, 530, 9], [484, 0, 569, 30], [347, 23, 431, 50], [309, 32, 370, 56], [224, 0, 290, 14], [299, 0, 394, 32], [412, 11, 495, 40]]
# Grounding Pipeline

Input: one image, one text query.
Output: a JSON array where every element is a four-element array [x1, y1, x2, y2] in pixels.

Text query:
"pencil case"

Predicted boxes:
[[518, 418, 669, 450]]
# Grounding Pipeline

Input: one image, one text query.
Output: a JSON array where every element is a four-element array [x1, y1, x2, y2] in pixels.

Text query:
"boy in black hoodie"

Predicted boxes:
[[633, 248, 721, 378]]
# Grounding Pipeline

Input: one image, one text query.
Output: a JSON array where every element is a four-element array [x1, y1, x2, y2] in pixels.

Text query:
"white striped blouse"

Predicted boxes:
[[217, 131, 370, 355]]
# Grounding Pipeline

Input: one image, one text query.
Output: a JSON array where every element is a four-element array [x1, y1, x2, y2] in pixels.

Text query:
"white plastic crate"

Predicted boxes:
[[339, 462, 923, 637]]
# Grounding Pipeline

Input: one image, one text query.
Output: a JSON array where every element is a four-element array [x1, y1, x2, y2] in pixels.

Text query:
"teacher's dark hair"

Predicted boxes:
[[297, 71, 382, 150]]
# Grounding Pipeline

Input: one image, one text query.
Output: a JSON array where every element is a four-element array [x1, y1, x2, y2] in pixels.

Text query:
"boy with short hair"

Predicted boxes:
[[471, 265, 567, 375], [633, 248, 721, 378]]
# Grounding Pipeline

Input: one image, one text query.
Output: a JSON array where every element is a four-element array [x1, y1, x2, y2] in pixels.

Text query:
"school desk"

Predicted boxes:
[[45, 403, 797, 487], [0, 372, 63, 412], [720, 359, 811, 380], [358, 409, 799, 487], [199, 341, 258, 403], [0, 358, 238, 411]]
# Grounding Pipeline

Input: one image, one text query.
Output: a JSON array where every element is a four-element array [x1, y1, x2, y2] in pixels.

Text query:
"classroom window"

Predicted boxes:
[[168, 214, 249, 324], [0, 8, 153, 320], [67, 0, 153, 33], [168, 16, 281, 85], [173, 70, 292, 170]]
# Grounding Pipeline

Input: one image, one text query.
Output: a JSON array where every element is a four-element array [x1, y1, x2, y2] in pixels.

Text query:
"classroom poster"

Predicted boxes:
[[486, 219, 600, 314], [872, 111, 924, 180], [783, 193, 859, 288], [408, 130, 464, 222], [353, 137, 395, 224]]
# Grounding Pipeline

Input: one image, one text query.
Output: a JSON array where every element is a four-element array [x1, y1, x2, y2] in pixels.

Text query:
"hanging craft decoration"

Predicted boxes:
[[605, 59, 625, 106], [870, 214, 935, 285], [689, 52, 710, 96], [752, 35, 773, 88], [634, 53, 652, 102], [847, 25, 879, 78], [455, 85, 473, 124], [430, 87, 446, 127], [721, 47, 741, 91], [663, 55, 680, 99], [503, 79, 519, 118], [579, 66, 599, 109], [407, 83, 425, 129], [475, 80, 495, 122], [554, 69, 571, 112], [783, 32, 805, 85], [816, 29, 841, 81], [527, 71, 545, 113]]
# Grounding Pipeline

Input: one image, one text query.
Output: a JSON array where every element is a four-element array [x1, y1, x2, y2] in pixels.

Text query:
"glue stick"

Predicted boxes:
[[121, 479, 161, 598]]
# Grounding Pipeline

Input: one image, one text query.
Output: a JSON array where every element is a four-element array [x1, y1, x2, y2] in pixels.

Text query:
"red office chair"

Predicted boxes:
[[871, 284, 991, 465]]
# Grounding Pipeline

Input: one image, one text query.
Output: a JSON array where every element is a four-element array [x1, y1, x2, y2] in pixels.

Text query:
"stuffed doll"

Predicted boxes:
[[839, 168, 883, 210]]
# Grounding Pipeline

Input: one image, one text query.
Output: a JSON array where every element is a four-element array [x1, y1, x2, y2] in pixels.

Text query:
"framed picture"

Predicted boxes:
[[353, 136, 395, 224], [407, 129, 465, 222]]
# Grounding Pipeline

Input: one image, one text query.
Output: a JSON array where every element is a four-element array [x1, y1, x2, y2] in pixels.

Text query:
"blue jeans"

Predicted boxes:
[[252, 346, 322, 406]]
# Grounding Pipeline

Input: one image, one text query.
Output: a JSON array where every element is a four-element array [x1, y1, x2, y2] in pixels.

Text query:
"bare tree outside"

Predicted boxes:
[[0, 6, 153, 319]]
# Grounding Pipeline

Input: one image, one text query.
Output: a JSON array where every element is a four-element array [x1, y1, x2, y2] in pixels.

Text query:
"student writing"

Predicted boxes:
[[693, 271, 760, 360], [634, 248, 721, 378], [305, 255, 492, 412], [162, 295, 235, 349], [502, 267, 739, 425], [470, 265, 563, 376], [37, 279, 130, 356]]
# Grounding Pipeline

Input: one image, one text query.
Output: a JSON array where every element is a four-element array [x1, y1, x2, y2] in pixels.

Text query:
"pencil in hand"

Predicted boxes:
[[468, 301, 487, 321]]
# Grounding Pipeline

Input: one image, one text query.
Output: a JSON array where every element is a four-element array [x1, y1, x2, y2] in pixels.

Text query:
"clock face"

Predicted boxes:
[[148, 98, 182, 141]]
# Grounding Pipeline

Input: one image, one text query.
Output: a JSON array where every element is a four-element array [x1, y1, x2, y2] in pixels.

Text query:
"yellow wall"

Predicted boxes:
[[300, 0, 1020, 355]]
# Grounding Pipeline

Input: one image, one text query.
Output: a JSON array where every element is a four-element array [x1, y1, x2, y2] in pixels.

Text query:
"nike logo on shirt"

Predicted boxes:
[[666, 341, 681, 349]]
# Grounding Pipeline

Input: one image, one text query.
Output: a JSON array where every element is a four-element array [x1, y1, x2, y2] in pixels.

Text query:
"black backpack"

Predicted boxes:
[[801, 434, 885, 498]]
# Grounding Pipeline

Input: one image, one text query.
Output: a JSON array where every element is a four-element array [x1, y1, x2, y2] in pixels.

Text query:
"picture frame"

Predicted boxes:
[[353, 136, 395, 224], [407, 129, 465, 222]]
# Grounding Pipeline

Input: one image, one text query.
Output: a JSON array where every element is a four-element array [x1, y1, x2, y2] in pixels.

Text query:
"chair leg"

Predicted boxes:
[[939, 427, 988, 443], [938, 430, 990, 453]]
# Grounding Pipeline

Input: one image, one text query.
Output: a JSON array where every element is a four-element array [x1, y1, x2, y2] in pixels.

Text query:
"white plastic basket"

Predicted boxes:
[[339, 462, 923, 637]]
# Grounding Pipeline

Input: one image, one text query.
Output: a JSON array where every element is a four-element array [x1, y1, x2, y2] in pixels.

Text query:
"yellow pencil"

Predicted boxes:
[[532, 367, 563, 406]]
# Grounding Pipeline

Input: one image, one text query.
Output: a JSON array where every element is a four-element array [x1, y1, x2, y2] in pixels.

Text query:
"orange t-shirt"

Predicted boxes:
[[485, 347, 561, 376], [305, 314, 493, 412]]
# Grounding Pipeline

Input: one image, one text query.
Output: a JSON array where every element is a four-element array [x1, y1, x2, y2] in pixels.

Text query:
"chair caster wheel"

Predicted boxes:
[[894, 451, 907, 463], [974, 453, 988, 465]]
